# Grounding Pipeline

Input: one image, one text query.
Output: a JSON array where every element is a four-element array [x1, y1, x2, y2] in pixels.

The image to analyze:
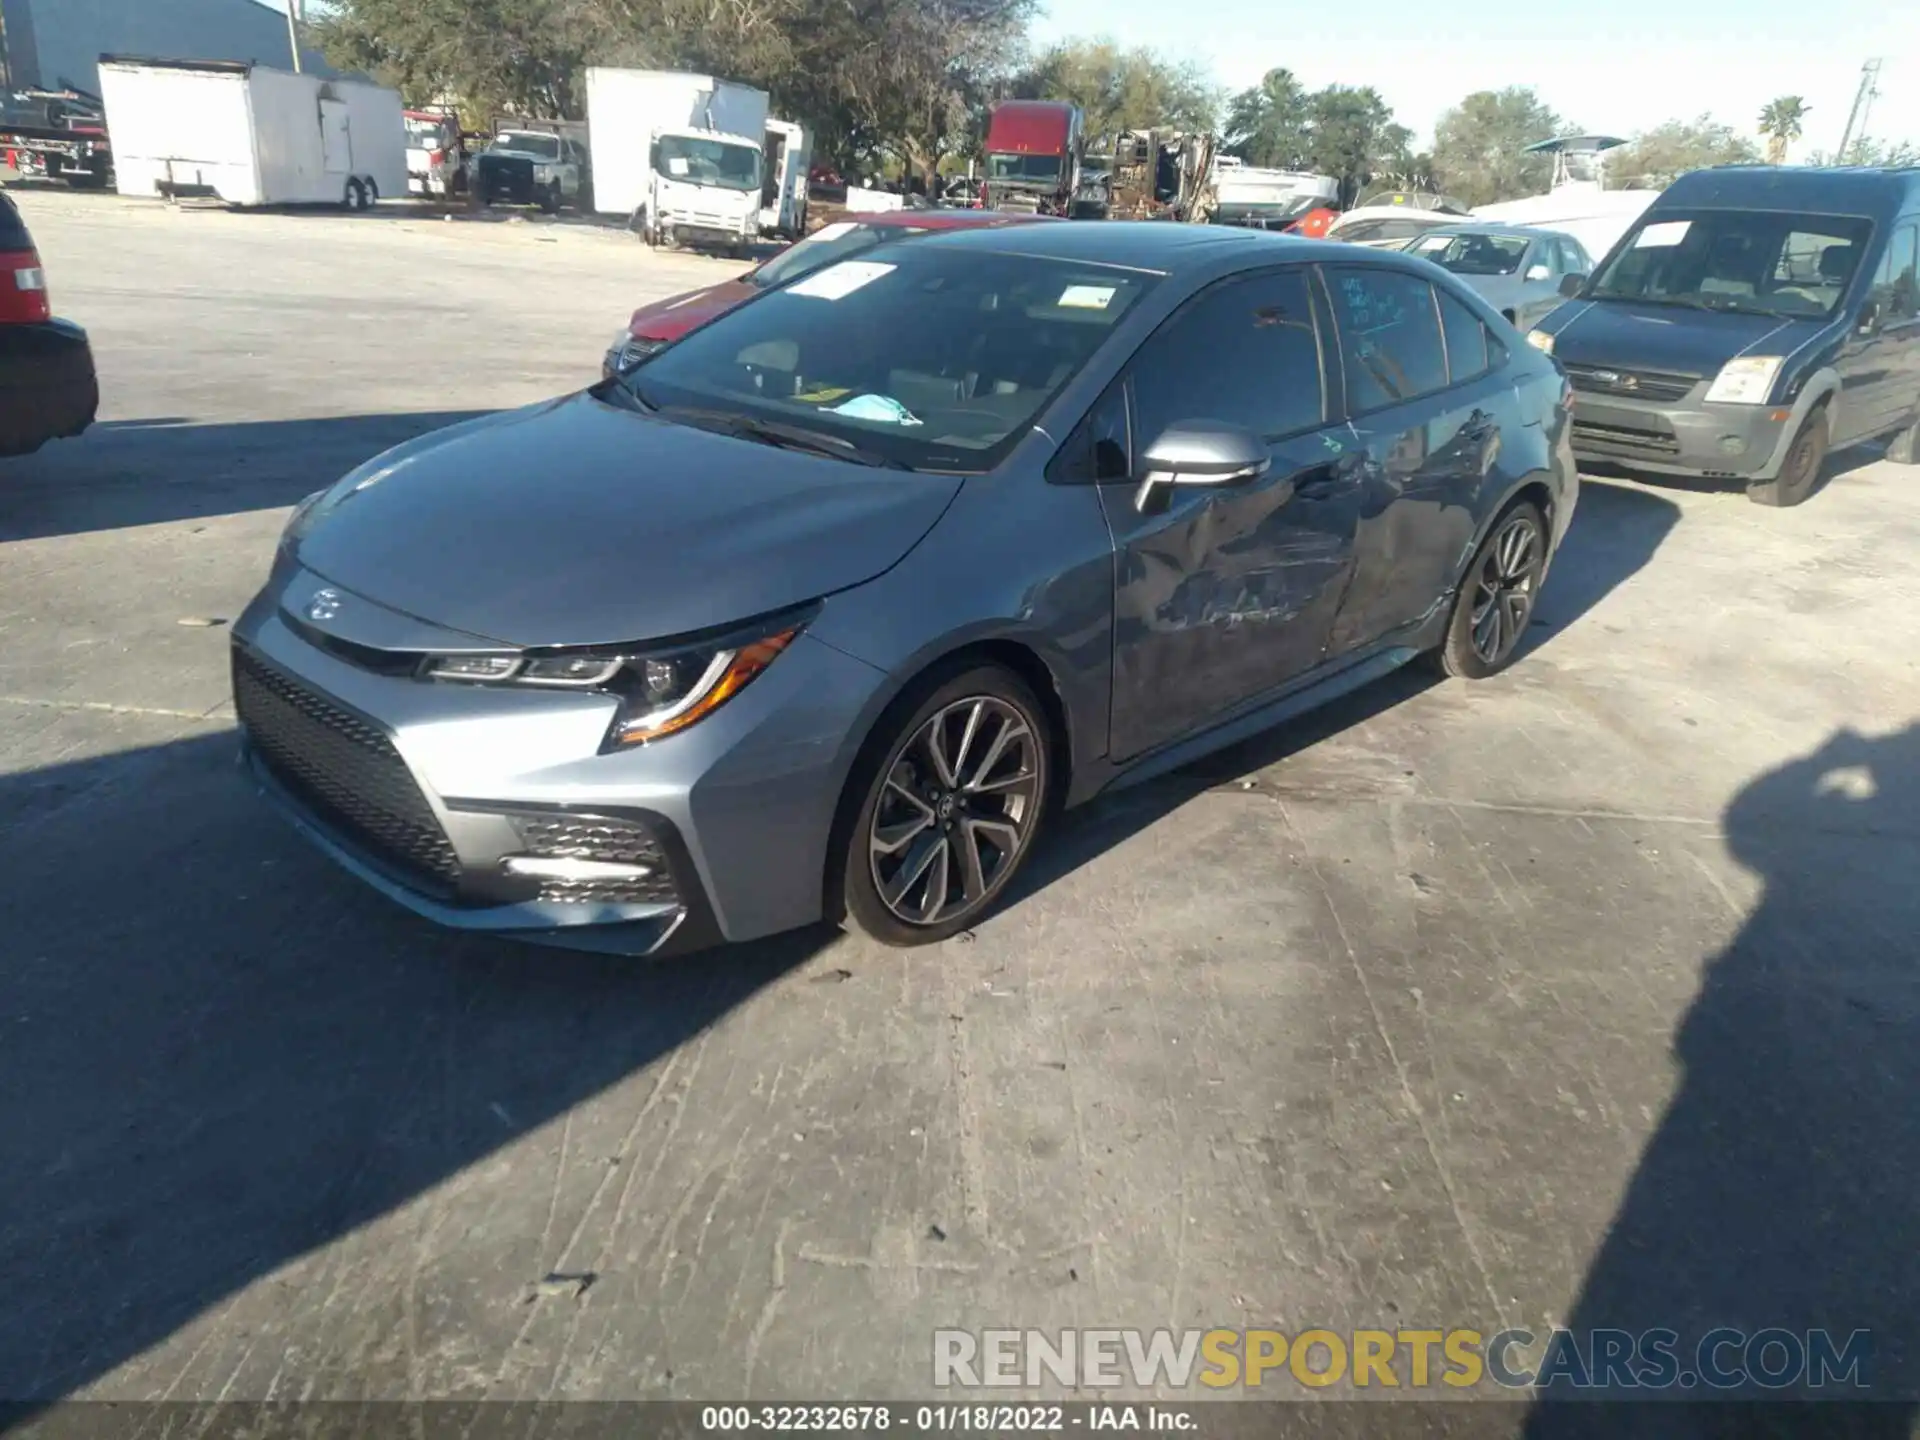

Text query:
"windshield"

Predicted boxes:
[[752, 221, 927, 289], [1411, 231, 1530, 276], [493, 132, 559, 159], [1587, 209, 1873, 319], [405, 118, 452, 147], [657, 135, 760, 191], [987, 153, 1062, 184], [623, 248, 1154, 472]]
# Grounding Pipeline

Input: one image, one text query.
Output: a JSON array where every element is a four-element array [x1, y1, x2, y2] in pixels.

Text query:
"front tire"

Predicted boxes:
[[839, 665, 1051, 946], [1429, 501, 1548, 679], [1748, 407, 1828, 506]]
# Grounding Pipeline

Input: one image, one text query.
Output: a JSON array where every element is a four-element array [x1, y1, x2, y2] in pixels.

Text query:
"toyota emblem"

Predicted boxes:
[[307, 587, 344, 623]]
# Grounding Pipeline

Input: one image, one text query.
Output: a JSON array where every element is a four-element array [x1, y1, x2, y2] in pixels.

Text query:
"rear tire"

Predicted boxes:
[[1886, 411, 1920, 465], [1428, 500, 1548, 680], [836, 664, 1052, 947], [1747, 407, 1828, 506], [342, 177, 366, 212]]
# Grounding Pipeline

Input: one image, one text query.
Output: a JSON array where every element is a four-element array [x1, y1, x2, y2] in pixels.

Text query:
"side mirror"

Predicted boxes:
[[1857, 302, 1882, 336], [1134, 421, 1270, 514], [1526, 264, 1552, 282], [1558, 272, 1588, 298]]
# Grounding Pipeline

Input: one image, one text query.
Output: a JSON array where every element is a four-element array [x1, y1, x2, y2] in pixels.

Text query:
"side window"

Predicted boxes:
[[1336, 220, 1383, 244], [1127, 269, 1327, 447], [1047, 381, 1130, 484], [1436, 288, 1493, 382], [1888, 223, 1918, 321], [1326, 267, 1450, 411]]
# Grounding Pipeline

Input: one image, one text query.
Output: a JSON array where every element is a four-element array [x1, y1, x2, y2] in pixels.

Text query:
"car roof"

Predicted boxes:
[[1415, 222, 1562, 240], [906, 219, 1371, 274], [1656, 165, 1920, 221], [862, 208, 1056, 232]]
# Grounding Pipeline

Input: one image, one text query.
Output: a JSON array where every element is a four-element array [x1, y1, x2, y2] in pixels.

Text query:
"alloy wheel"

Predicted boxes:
[[868, 695, 1042, 927], [1468, 512, 1542, 666]]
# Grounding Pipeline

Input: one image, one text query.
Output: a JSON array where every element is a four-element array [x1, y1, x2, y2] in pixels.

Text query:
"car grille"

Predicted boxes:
[[1564, 365, 1698, 403], [233, 647, 461, 892], [1571, 418, 1682, 458], [508, 813, 680, 906]]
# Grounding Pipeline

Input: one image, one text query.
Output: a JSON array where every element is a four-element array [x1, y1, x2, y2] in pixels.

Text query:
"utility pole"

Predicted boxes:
[[1835, 58, 1881, 164], [285, 0, 304, 74]]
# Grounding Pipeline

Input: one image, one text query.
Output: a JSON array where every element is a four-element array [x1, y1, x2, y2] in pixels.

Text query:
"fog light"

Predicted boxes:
[[1718, 435, 1747, 454]]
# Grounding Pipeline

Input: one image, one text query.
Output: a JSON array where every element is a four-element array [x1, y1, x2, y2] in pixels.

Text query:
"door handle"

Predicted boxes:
[[1286, 458, 1350, 499]]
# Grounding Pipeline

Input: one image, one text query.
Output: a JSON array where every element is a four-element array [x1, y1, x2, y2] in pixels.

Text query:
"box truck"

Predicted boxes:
[[760, 118, 810, 240], [96, 57, 405, 211], [586, 68, 770, 253]]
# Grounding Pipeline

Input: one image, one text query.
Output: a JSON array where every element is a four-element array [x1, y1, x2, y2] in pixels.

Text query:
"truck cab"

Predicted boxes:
[[644, 128, 764, 254], [404, 109, 465, 197], [982, 100, 1083, 216]]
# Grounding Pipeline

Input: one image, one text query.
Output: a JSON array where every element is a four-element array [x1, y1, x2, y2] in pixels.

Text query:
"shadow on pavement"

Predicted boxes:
[[0, 411, 491, 542], [1525, 722, 1920, 1437], [0, 730, 826, 1403]]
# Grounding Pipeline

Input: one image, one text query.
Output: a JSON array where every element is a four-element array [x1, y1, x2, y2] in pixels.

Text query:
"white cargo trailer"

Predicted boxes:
[[586, 67, 770, 251], [97, 57, 405, 211]]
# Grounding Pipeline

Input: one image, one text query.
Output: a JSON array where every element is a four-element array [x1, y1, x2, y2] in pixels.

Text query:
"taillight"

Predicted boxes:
[[0, 249, 50, 323], [429, 149, 446, 165]]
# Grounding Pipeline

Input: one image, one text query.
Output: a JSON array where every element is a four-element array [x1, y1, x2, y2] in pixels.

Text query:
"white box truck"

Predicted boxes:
[[96, 57, 405, 211], [585, 68, 769, 253], [760, 118, 810, 241]]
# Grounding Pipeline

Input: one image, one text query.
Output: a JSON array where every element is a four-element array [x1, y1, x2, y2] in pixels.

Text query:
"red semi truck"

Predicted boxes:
[[980, 100, 1084, 216]]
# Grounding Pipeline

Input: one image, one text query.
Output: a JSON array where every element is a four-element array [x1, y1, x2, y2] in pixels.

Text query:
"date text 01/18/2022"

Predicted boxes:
[[698, 1404, 1200, 1431]]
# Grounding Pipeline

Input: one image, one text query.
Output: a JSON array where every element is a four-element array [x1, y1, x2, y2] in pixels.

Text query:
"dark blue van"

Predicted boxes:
[[1527, 166, 1920, 506]]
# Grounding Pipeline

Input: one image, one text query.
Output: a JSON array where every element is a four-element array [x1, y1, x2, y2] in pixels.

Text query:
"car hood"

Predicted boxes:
[[292, 393, 962, 649], [629, 278, 757, 342], [1540, 297, 1826, 378]]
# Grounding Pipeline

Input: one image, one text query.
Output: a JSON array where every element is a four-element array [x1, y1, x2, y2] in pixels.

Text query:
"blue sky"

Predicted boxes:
[[1030, 0, 1920, 157]]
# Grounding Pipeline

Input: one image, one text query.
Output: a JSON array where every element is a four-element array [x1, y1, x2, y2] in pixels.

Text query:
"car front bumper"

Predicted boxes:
[[1569, 388, 1793, 479], [230, 571, 891, 953], [0, 318, 97, 457]]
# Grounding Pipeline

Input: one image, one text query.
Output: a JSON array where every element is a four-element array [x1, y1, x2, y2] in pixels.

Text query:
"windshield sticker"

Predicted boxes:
[[808, 221, 858, 243], [786, 260, 897, 301], [1057, 284, 1118, 310], [794, 385, 853, 403], [1635, 220, 1691, 248], [666, 157, 690, 176], [827, 394, 924, 427]]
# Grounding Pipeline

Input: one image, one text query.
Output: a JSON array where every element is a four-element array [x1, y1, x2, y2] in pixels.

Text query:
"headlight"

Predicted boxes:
[[605, 330, 663, 374], [1525, 329, 1555, 355], [1704, 355, 1783, 405], [419, 619, 804, 748]]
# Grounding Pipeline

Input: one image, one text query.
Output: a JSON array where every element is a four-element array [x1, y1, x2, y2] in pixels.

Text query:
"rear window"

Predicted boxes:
[[626, 247, 1155, 472], [0, 195, 31, 252]]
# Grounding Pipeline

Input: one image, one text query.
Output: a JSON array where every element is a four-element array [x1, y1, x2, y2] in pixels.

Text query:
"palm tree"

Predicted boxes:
[[1759, 96, 1808, 166]]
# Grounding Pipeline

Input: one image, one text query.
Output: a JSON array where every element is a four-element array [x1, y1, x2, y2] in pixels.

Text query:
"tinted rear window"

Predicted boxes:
[[0, 195, 31, 252]]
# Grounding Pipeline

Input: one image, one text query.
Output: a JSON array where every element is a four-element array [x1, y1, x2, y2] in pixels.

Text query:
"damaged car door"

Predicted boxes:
[[1098, 266, 1365, 762]]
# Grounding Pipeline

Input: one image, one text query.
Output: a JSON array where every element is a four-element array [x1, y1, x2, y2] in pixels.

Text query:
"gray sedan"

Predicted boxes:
[[233, 224, 1578, 954], [1404, 224, 1594, 331]]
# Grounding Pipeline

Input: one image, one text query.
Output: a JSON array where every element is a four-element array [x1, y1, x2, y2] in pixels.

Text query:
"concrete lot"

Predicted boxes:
[[3, 186, 1919, 1421]]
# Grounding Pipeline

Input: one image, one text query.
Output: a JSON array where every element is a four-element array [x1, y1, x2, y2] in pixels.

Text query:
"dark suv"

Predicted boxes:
[[0, 192, 97, 457], [1527, 166, 1920, 506]]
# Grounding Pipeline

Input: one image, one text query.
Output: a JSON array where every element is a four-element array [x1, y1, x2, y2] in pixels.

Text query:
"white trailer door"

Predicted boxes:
[[320, 99, 351, 175]]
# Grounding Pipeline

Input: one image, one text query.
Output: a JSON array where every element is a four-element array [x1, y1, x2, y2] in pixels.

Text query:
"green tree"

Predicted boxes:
[[1223, 68, 1310, 167], [1608, 115, 1759, 190], [1430, 87, 1564, 206], [1758, 95, 1808, 165], [1013, 38, 1219, 141], [1305, 85, 1409, 207]]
